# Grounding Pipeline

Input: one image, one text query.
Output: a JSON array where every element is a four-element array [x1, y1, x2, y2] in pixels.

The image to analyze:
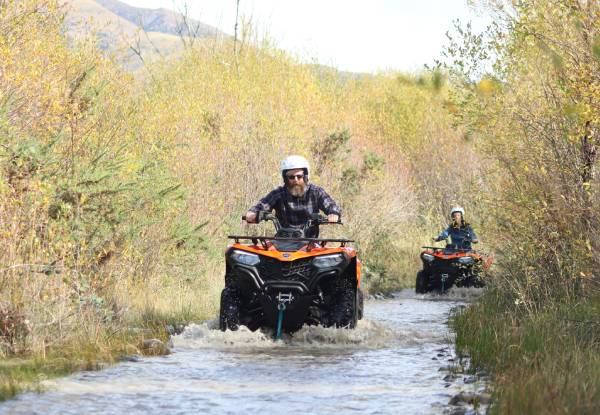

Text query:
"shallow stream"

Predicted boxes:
[[0, 288, 487, 415]]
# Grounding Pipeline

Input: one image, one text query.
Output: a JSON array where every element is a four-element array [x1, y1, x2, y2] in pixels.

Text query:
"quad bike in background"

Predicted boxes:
[[415, 240, 493, 294], [219, 212, 363, 338]]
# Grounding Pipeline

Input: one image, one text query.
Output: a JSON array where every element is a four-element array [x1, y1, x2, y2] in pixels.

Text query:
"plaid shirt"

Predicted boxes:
[[249, 183, 341, 237]]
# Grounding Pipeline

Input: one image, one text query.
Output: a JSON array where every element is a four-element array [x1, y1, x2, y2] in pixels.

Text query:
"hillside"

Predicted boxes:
[[63, 0, 225, 69], [94, 0, 221, 38]]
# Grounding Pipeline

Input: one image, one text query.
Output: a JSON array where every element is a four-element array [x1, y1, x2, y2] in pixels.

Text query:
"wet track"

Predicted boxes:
[[0, 289, 486, 415]]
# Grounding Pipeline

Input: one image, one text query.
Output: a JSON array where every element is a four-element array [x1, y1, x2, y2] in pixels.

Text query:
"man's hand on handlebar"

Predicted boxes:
[[327, 214, 339, 223], [244, 211, 257, 223]]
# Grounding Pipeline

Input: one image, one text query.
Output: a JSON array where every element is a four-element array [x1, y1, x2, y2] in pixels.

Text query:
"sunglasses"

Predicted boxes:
[[286, 174, 305, 180]]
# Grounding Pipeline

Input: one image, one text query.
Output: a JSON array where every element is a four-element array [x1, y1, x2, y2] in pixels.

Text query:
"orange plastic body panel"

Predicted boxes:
[[424, 249, 494, 271], [229, 242, 360, 287], [231, 242, 357, 262], [483, 255, 494, 270], [423, 249, 483, 261]]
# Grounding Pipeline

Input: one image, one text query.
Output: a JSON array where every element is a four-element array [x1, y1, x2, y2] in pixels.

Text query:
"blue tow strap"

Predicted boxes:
[[275, 303, 285, 340]]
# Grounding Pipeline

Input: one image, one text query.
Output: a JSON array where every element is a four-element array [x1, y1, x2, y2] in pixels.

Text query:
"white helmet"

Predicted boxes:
[[450, 205, 465, 218], [280, 155, 310, 179]]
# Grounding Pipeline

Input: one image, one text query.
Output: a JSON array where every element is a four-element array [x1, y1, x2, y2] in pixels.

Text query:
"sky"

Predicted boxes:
[[119, 0, 491, 73]]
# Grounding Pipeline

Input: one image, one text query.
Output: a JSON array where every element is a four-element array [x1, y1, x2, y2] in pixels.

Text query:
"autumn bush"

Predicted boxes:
[[446, 1, 600, 413], [0, 0, 209, 396]]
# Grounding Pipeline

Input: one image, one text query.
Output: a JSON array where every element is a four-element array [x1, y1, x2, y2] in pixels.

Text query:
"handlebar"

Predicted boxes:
[[241, 212, 276, 223], [310, 213, 342, 225], [242, 212, 342, 224]]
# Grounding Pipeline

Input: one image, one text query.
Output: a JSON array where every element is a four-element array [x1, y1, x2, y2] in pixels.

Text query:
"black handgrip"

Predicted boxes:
[[242, 211, 275, 223], [310, 213, 322, 221], [258, 211, 276, 222], [310, 213, 342, 224]]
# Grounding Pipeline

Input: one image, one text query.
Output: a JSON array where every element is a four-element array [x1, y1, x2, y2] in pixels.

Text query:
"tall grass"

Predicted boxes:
[[453, 291, 600, 414]]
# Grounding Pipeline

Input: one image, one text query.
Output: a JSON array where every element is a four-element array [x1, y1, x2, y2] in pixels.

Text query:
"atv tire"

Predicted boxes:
[[473, 277, 485, 288], [465, 274, 485, 288], [357, 288, 364, 321], [219, 287, 241, 331], [415, 271, 429, 294], [330, 277, 357, 328]]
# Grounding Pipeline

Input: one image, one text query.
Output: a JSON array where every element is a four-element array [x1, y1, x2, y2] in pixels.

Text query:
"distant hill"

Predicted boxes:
[[63, 0, 227, 70], [93, 0, 222, 38]]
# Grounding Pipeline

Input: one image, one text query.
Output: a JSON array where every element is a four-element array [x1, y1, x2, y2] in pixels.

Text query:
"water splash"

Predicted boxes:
[[172, 319, 274, 350], [287, 319, 396, 348], [416, 287, 484, 302], [172, 318, 400, 350]]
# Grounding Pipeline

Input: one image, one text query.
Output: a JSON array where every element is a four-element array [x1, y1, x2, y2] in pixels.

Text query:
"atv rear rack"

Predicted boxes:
[[228, 235, 354, 248]]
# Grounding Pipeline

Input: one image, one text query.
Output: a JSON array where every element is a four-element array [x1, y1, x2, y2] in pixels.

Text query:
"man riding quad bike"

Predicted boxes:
[[416, 206, 492, 293], [219, 156, 363, 336]]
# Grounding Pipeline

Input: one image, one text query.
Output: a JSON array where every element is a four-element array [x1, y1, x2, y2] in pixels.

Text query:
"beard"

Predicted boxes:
[[287, 182, 307, 197]]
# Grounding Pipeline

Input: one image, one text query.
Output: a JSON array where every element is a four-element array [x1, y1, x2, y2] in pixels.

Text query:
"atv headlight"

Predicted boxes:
[[422, 253, 435, 262], [230, 250, 260, 266], [313, 254, 344, 267], [458, 256, 475, 265]]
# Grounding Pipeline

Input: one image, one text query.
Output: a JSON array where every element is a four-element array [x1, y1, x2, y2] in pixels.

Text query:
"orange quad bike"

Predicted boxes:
[[415, 241, 493, 294], [219, 212, 363, 338]]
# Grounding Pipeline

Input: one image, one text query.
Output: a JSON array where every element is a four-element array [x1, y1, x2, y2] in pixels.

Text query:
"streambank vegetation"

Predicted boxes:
[[446, 1, 600, 413]]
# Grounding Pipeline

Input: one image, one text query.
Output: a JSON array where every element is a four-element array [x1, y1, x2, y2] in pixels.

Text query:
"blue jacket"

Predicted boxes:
[[437, 223, 478, 250]]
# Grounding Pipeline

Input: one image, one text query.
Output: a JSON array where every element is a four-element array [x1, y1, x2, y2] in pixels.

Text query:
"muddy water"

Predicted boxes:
[[0, 289, 485, 415]]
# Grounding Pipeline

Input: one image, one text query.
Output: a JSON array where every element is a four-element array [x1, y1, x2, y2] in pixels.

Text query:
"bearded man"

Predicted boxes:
[[244, 155, 341, 237]]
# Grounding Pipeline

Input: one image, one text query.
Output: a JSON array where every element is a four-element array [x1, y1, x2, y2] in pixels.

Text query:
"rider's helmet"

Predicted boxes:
[[280, 155, 310, 182], [450, 205, 465, 218]]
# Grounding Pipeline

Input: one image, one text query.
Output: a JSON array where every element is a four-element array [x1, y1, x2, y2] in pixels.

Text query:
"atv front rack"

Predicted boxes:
[[228, 235, 354, 249], [422, 246, 473, 252]]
